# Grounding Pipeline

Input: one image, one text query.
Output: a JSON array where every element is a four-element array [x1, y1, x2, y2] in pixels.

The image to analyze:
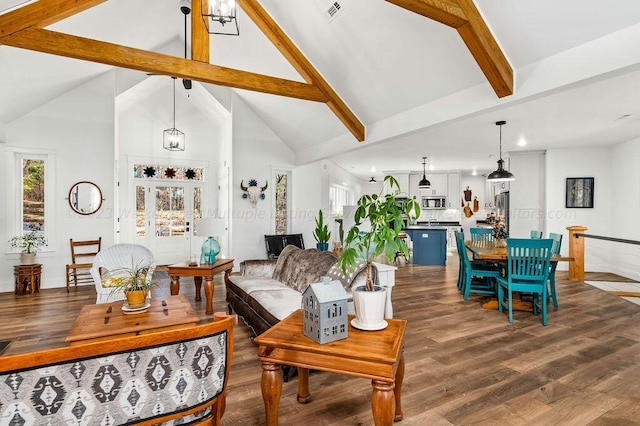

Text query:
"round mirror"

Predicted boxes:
[[68, 181, 103, 215]]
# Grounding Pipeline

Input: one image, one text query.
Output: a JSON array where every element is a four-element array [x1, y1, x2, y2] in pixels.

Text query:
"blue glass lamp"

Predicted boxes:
[[200, 236, 221, 265]]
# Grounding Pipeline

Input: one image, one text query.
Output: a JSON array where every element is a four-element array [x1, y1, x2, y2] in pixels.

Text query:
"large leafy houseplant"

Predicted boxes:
[[312, 209, 331, 250], [338, 176, 420, 291]]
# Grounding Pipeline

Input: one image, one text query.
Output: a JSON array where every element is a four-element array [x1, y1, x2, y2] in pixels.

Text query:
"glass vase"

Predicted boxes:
[[200, 236, 221, 265]]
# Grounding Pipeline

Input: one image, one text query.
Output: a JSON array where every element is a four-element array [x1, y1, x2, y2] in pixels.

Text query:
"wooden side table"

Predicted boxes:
[[168, 258, 234, 315], [14, 264, 42, 295], [255, 309, 406, 426]]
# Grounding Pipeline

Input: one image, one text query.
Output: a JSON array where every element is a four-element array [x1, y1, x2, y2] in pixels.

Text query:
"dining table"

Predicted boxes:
[[464, 241, 573, 311]]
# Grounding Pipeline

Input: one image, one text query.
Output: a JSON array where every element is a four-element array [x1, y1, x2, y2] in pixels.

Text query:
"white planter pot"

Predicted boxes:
[[351, 285, 388, 330], [20, 253, 37, 265]]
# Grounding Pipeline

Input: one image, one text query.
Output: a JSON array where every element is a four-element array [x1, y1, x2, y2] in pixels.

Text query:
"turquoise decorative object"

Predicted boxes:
[[200, 236, 221, 265]]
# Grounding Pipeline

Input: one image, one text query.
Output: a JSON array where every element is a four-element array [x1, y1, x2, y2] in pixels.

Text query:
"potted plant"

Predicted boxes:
[[8, 231, 47, 264], [338, 176, 420, 329], [107, 259, 155, 308], [313, 209, 331, 251]]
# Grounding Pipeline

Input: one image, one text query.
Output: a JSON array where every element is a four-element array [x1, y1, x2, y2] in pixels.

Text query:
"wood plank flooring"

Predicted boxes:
[[1, 264, 640, 425]]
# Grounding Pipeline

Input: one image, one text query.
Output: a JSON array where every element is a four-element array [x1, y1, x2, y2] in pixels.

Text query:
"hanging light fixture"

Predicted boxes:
[[418, 157, 431, 190], [369, 177, 376, 183], [201, 0, 239, 36], [163, 78, 185, 152], [487, 120, 515, 181]]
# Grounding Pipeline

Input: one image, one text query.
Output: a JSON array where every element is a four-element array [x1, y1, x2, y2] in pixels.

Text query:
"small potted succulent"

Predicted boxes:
[[313, 209, 331, 251], [8, 231, 47, 264]]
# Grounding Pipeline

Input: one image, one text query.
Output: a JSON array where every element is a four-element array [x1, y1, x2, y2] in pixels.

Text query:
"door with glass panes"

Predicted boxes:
[[135, 183, 202, 265]]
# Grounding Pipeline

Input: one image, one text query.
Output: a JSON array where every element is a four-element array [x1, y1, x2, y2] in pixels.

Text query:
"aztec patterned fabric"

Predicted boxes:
[[0, 331, 228, 425]]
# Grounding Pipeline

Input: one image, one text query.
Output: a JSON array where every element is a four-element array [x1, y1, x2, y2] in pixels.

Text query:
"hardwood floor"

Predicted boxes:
[[2, 264, 640, 425]]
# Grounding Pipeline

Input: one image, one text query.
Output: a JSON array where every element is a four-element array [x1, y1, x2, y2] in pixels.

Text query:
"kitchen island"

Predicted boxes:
[[403, 225, 448, 265]]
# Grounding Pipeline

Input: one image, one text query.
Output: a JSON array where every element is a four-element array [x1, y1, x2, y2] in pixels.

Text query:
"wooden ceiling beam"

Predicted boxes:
[[192, 0, 210, 63], [238, 0, 365, 142], [1, 28, 328, 102], [0, 0, 105, 38], [386, 0, 513, 98]]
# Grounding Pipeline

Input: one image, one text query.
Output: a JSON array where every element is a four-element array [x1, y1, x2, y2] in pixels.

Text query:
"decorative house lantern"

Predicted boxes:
[[302, 277, 349, 344]]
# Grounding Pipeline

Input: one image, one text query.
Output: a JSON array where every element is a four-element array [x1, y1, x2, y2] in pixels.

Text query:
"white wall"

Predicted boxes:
[[509, 150, 546, 238], [610, 138, 640, 279], [546, 147, 612, 272], [1, 73, 116, 291], [231, 94, 295, 265]]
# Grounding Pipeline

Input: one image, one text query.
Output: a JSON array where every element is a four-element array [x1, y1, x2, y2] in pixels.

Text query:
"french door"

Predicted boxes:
[[135, 182, 202, 265]]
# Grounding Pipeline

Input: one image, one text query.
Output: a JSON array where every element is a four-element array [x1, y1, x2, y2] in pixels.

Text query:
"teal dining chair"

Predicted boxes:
[[470, 227, 494, 242], [456, 231, 501, 300], [497, 238, 553, 325], [530, 230, 543, 239], [547, 232, 563, 308]]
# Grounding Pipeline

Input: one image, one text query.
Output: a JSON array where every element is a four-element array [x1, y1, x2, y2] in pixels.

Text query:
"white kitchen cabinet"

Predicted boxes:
[[383, 173, 410, 195], [446, 173, 461, 208], [418, 174, 447, 196]]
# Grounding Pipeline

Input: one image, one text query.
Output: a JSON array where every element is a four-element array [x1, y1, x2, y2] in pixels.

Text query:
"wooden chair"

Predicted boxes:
[[548, 232, 563, 308], [65, 237, 101, 291], [497, 238, 553, 325], [455, 231, 501, 300], [90, 243, 156, 303], [530, 230, 543, 238], [470, 227, 494, 242]]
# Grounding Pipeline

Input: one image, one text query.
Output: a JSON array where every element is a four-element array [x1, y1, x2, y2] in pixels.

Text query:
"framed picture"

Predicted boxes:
[[566, 177, 594, 208]]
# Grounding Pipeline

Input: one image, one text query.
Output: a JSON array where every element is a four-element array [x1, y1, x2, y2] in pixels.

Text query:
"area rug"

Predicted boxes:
[[0, 340, 11, 356]]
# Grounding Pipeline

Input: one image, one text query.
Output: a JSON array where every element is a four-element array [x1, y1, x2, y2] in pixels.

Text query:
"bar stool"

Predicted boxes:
[[394, 232, 409, 264]]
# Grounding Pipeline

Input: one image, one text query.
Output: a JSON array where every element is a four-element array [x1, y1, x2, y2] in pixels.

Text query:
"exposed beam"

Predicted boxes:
[[455, 0, 512, 97], [0, 0, 104, 38], [192, 0, 209, 63], [238, 0, 365, 142], [1, 27, 328, 103], [386, 0, 513, 98], [385, 0, 466, 27]]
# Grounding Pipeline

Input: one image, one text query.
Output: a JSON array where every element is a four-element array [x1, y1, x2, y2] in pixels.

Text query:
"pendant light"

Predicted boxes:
[[163, 77, 185, 152], [369, 177, 377, 183], [487, 120, 514, 181], [418, 157, 431, 190]]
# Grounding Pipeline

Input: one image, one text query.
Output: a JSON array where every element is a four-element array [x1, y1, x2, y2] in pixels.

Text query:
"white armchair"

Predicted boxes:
[[90, 244, 156, 303]]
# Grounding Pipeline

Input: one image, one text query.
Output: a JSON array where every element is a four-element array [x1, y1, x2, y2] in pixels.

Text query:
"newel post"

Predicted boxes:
[[566, 226, 588, 282]]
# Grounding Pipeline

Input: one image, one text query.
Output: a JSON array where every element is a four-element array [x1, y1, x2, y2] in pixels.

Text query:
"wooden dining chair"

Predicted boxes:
[[456, 231, 501, 300], [497, 238, 553, 325], [530, 230, 543, 238], [548, 232, 563, 308], [65, 237, 101, 291]]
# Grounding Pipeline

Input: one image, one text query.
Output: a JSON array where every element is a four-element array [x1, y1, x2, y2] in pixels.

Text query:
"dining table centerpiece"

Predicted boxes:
[[492, 216, 509, 247]]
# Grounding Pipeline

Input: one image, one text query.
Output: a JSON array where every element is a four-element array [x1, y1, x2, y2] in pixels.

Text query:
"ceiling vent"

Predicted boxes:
[[325, 1, 344, 23]]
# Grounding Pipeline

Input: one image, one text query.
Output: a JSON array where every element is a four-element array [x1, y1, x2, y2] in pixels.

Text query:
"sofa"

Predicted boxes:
[[226, 245, 378, 338], [0, 313, 237, 426]]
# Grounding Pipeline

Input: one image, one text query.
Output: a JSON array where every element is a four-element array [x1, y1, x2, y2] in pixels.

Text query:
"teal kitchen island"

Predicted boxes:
[[403, 226, 447, 265]]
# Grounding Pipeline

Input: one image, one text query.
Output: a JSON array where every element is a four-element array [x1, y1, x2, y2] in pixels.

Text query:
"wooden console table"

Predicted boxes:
[[168, 258, 234, 315], [14, 264, 41, 295], [255, 309, 406, 426], [65, 295, 199, 344]]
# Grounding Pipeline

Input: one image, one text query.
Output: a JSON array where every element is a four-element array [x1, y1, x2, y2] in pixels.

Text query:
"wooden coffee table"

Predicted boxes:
[[168, 258, 234, 315], [65, 295, 199, 344], [254, 309, 406, 426]]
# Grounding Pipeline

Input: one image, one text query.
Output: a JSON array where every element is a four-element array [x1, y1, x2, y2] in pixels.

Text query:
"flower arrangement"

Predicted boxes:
[[492, 216, 509, 240]]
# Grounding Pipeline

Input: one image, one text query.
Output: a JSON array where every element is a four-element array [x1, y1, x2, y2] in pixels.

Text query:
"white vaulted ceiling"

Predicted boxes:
[[2, 0, 640, 177]]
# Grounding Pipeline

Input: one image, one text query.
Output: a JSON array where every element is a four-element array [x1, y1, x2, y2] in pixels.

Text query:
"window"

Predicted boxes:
[[275, 173, 288, 234], [329, 183, 354, 216], [10, 150, 54, 248]]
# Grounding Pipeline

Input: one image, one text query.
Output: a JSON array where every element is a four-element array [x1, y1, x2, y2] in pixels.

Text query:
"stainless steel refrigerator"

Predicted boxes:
[[495, 191, 510, 230]]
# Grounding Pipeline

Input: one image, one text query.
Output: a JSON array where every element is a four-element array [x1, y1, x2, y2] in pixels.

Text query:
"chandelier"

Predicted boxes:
[[201, 0, 239, 36], [163, 78, 185, 152]]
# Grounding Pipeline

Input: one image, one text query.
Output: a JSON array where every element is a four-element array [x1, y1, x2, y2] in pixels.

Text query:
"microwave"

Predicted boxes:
[[421, 196, 447, 209]]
